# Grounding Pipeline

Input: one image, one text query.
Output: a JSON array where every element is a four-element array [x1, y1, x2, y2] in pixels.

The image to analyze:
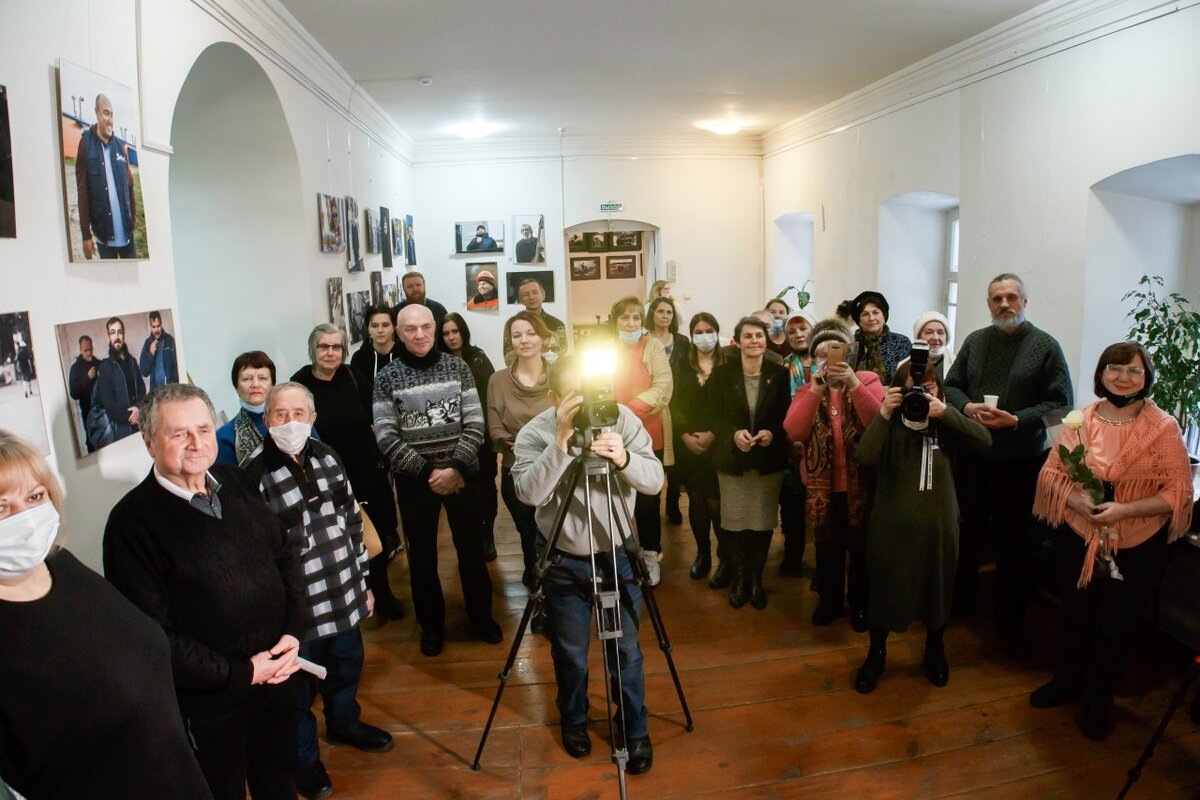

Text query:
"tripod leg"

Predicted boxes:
[[1117, 655, 1200, 800]]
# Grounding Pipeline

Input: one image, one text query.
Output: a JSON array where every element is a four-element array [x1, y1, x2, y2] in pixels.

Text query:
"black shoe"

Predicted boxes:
[[812, 602, 843, 626], [1029, 679, 1080, 709], [708, 561, 733, 590], [483, 542, 498, 562], [666, 507, 683, 525], [850, 608, 868, 633], [327, 721, 394, 753], [476, 620, 503, 644], [375, 592, 406, 620], [749, 574, 767, 610], [854, 647, 886, 694], [997, 625, 1029, 660], [626, 734, 653, 775], [922, 653, 950, 687], [778, 560, 804, 578], [530, 607, 547, 635], [729, 570, 750, 609], [1080, 701, 1111, 741], [521, 566, 535, 590], [689, 552, 712, 580], [295, 759, 333, 800], [561, 722, 591, 758], [420, 630, 444, 657]]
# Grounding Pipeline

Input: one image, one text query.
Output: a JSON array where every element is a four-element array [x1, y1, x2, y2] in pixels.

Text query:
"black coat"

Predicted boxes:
[[706, 358, 790, 476]]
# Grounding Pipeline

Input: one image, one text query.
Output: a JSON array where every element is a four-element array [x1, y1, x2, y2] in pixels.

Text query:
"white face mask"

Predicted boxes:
[[240, 399, 266, 414], [692, 332, 718, 352], [269, 421, 312, 455], [0, 502, 61, 580], [617, 329, 644, 345]]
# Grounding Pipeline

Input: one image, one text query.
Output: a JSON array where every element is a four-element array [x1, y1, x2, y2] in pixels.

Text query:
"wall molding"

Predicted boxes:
[[762, 0, 1200, 159], [187, 0, 415, 165], [413, 134, 763, 167]]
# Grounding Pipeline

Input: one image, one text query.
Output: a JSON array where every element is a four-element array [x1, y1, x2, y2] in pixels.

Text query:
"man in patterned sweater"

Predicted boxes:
[[373, 304, 501, 657], [245, 382, 393, 800]]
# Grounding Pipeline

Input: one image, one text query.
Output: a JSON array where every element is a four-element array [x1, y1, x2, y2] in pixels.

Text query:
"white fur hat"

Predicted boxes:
[[912, 311, 952, 346]]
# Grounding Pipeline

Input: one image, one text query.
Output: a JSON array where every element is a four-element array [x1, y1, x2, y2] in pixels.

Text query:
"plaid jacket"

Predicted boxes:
[[244, 436, 370, 641]]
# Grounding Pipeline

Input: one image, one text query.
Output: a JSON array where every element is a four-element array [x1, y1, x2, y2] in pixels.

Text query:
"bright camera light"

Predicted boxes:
[[581, 346, 617, 378]]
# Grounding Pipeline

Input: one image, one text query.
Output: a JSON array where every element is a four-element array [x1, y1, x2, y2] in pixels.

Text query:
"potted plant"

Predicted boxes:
[[1123, 275, 1200, 465], [774, 279, 813, 311]]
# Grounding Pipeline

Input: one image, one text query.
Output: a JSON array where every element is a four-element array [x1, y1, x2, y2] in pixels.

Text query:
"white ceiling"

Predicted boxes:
[[277, 0, 1046, 143]]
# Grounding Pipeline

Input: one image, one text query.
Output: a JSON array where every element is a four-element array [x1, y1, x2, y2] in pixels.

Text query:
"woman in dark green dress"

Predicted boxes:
[[853, 355, 990, 694]]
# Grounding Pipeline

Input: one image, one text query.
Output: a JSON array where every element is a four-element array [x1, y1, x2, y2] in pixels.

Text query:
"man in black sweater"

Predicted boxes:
[[104, 383, 310, 800], [944, 273, 1073, 658]]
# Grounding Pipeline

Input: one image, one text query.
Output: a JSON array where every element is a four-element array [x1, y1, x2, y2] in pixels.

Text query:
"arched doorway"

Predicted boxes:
[[563, 219, 659, 348], [169, 42, 308, 416]]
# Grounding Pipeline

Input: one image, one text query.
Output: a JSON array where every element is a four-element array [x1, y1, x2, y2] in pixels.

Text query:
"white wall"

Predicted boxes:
[[0, 0, 412, 571]]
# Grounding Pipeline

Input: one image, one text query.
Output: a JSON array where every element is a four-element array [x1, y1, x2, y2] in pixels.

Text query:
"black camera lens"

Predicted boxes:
[[900, 386, 930, 422]]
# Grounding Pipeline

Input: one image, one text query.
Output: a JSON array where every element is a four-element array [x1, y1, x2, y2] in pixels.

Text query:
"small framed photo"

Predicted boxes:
[[585, 231, 608, 252], [570, 257, 601, 281], [456, 219, 504, 254], [605, 254, 638, 280], [608, 231, 641, 251], [507, 270, 555, 304], [567, 232, 587, 253]]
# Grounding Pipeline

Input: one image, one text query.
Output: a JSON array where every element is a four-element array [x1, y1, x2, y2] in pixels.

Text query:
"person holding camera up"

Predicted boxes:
[[510, 356, 663, 774], [784, 318, 885, 629], [852, 352, 991, 694]]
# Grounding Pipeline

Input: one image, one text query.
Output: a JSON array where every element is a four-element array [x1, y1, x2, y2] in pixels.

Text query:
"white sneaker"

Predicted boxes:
[[643, 550, 662, 586]]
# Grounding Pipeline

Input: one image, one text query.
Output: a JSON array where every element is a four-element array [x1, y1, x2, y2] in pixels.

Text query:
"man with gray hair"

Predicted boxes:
[[104, 383, 309, 799], [944, 272, 1073, 658], [374, 304, 499, 657], [243, 382, 392, 800]]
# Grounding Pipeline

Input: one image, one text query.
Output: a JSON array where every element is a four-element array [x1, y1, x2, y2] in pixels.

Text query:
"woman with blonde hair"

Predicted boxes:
[[0, 430, 212, 798]]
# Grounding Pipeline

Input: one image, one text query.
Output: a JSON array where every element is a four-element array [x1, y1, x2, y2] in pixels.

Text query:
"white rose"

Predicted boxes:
[[1063, 410, 1085, 430]]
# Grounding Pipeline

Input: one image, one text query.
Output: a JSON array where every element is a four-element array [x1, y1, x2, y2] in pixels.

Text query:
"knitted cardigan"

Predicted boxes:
[[1033, 400, 1193, 587]]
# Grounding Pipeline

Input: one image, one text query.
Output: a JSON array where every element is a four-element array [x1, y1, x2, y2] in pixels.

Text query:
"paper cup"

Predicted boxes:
[[983, 394, 999, 408]]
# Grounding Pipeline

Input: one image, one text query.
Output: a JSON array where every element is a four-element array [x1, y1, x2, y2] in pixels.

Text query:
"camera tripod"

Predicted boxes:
[[1117, 653, 1200, 798], [471, 445, 694, 799]]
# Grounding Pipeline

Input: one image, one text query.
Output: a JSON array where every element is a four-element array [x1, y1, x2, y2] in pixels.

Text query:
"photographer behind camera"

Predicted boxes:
[[510, 354, 664, 774]]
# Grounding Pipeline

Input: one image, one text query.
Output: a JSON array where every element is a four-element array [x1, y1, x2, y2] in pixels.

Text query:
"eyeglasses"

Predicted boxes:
[[1104, 364, 1145, 377], [316, 343, 344, 353]]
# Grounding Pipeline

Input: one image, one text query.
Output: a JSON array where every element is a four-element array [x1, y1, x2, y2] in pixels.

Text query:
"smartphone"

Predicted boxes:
[[826, 341, 847, 364]]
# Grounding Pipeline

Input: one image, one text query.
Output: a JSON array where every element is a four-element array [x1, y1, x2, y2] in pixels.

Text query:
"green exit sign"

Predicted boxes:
[[599, 202, 624, 213]]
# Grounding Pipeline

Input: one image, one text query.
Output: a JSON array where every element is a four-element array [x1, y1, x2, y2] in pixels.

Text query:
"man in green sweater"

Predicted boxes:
[[944, 273, 1073, 659]]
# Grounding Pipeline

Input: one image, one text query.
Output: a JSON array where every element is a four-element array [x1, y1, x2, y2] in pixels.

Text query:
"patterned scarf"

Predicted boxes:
[[233, 408, 264, 466], [855, 326, 890, 381], [803, 390, 873, 543]]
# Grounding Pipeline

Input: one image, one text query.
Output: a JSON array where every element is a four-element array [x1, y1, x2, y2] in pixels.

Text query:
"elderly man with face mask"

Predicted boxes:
[[243, 382, 392, 800], [103, 383, 309, 800]]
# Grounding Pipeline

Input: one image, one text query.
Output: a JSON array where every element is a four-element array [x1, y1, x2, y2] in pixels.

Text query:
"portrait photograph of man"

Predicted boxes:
[[512, 214, 545, 264], [455, 219, 504, 254], [57, 60, 149, 261]]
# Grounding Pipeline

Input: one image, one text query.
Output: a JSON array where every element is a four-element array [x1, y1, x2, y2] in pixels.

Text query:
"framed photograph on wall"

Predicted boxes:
[[456, 220, 505, 254], [506, 270, 555, 304], [346, 289, 369, 344], [1, 311, 49, 454], [392, 214, 405, 259], [365, 208, 380, 254], [585, 232, 608, 252], [0, 85, 14, 238], [54, 309, 180, 458], [605, 254, 638, 280], [327, 277, 346, 334], [405, 214, 416, 265], [56, 60, 149, 261], [567, 232, 587, 253], [608, 231, 642, 251], [381, 274, 400, 308], [345, 195, 363, 270], [380, 207, 393, 269], [370, 271, 384, 305], [465, 262, 500, 311], [570, 257, 601, 281], [318, 193, 345, 253], [512, 214, 545, 264]]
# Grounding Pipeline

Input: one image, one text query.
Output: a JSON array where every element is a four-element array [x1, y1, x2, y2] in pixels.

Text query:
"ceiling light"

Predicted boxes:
[[446, 120, 504, 139], [696, 119, 747, 136]]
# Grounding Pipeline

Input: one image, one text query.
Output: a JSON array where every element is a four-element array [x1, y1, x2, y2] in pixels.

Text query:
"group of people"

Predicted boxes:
[[2, 270, 1194, 799]]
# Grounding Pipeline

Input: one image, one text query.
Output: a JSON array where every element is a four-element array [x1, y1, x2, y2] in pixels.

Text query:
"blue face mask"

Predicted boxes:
[[618, 329, 644, 345], [771, 319, 785, 334], [240, 399, 267, 414]]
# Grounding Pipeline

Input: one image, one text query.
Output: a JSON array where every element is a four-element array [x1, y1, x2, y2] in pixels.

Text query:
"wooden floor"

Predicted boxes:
[[321, 497, 1200, 799]]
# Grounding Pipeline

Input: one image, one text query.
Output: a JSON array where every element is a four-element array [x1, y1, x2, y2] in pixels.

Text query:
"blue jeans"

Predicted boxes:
[[294, 628, 364, 764], [542, 547, 648, 738]]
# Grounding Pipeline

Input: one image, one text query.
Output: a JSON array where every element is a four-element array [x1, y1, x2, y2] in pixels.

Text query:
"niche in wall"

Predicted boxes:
[[1081, 154, 1200, 405], [169, 42, 308, 417], [564, 219, 659, 348], [770, 212, 815, 305], [877, 191, 959, 341]]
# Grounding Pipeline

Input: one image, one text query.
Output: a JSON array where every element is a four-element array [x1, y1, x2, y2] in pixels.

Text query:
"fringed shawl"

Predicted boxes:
[[1033, 400, 1193, 587], [804, 389, 873, 543]]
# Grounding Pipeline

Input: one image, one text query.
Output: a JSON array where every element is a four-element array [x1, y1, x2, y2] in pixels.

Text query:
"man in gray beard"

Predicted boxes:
[[943, 273, 1073, 659]]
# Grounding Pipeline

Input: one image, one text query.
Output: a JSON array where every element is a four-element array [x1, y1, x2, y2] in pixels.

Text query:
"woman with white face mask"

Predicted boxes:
[[0, 430, 213, 799], [215, 350, 276, 466], [764, 298, 793, 357]]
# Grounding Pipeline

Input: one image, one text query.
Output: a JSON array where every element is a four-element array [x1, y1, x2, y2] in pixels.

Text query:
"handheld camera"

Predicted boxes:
[[900, 342, 932, 422]]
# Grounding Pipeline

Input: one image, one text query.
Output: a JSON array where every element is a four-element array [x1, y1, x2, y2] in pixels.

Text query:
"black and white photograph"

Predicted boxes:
[[570, 256, 601, 281], [464, 262, 500, 311], [608, 230, 642, 251], [586, 231, 608, 252], [370, 271, 384, 305], [455, 219, 504, 254], [54, 309, 179, 458], [347, 289, 370, 344], [567, 232, 587, 253], [606, 254, 639, 279], [319, 193, 344, 253], [345, 195, 363, 271], [365, 207, 380, 254], [405, 214, 416, 265], [328, 276, 346, 334], [506, 271, 555, 305], [380, 207, 393, 269], [381, 274, 400, 308], [0, 85, 14, 239], [392, 213, 405, 259], [1, 312, 49, 454], [57, 60, 149, 261], [512, 214, 545, 264]]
